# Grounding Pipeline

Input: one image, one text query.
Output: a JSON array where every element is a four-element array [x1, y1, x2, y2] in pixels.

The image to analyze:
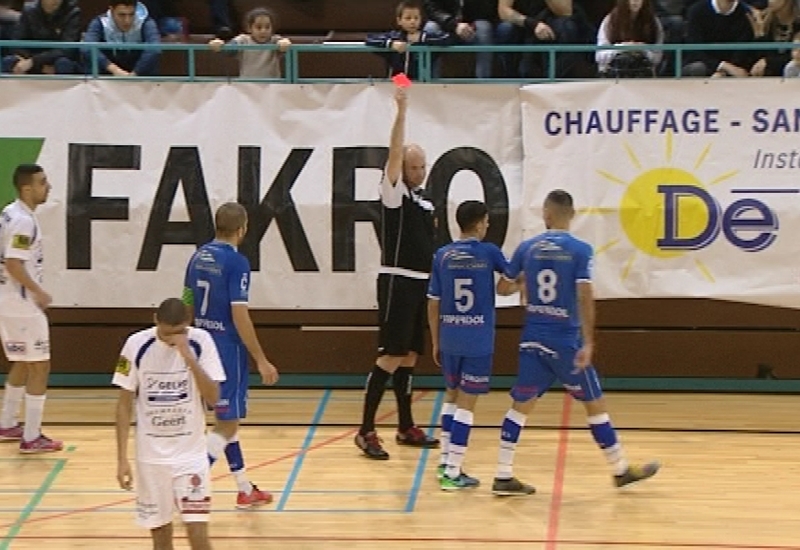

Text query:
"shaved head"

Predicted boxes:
[[402, 143, 426, 188], [215, 202, 248, 241]]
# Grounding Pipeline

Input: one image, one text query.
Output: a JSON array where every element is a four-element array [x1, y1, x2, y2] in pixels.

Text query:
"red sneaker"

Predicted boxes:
[[19, 434, 63, 454], [236, 484, 273, 509], [396, 426, 440, 448], [0, 424, 23, 441]]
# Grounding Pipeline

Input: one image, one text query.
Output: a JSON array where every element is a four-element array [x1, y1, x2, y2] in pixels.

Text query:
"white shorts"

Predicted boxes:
[[135, 460, 212, 530], [0, 300, 50, 362]]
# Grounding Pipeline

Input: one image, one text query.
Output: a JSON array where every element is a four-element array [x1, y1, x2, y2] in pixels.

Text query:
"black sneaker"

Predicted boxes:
[[614, 461, 660, 488], [395, 426, 440, 448], [492, 477, 536, 496], [355, 431, 390, 460]]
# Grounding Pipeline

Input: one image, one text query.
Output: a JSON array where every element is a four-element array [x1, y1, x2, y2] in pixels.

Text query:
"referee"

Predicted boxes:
[[355, 87, 440, 460]]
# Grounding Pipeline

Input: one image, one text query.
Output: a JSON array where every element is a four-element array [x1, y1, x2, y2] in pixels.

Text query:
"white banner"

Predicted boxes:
[[0, 80, 523, 309], [521, 79, 800, 309]]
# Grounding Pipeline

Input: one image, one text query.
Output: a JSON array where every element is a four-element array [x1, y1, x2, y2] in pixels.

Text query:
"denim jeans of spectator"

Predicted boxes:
[[496, 15, 584, 78], [424, 19, 497, 78], [1, 55, 80, 74], [209, 0, 231, 32]]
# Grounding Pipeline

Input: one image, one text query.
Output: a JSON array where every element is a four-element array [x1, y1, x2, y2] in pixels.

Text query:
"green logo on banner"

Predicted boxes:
[[0, 138, 46, 209]]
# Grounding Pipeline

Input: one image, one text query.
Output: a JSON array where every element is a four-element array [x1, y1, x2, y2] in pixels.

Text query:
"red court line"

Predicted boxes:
[[8, 535, 800, 549], [0, 390, 431, 530], [545, 392, 572, 550]]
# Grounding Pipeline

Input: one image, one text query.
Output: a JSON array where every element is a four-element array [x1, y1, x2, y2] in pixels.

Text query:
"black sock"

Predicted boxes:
[[360, 366, 391, 436], [393, 366, 414, 432]]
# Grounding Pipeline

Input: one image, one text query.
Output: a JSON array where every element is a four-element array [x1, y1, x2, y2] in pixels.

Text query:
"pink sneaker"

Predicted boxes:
[[236, 484, 273, 509], [19, 434, 63, 454], [0, 424, 23, 441]]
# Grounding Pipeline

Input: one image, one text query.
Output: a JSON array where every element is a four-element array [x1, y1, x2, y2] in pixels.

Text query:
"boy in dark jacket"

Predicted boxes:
[[366, 0, 451, 80], [1, 0, 82, 75]]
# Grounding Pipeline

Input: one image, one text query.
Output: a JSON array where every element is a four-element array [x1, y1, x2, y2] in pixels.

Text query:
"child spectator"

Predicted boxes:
[[366, 0, 451, 80], [208, 7, 290, 79], [782, 29, 800, 77], [596, 0, 664, 77], [1, 0, 82, 75], [82, 0, 161, 77]]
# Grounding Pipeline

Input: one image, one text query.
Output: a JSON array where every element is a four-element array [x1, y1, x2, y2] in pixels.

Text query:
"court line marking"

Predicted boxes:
[[276, 389, 332, 511], [0, 508, 404, 515], [0, 390, 433, 530], [0, 447, 74, 550], [0, 489, 409, 495], [5, 535, 800, 549], [405, 390, 444, 512], [545, 393, 572, 550]]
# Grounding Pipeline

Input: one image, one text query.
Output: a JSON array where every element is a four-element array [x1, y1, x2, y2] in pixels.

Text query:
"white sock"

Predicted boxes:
[[445, 408, 473, 480], [23, 394, 46, 442], [439, 402, 456, 466], [496, 409, 527, 480], [1, 384, 25, 429], [207, 432, 227, 461], [233, 469, 251, 494]]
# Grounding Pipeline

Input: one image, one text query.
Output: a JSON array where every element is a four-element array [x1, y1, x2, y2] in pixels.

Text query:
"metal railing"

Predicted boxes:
[[0, 39, 795, 83]]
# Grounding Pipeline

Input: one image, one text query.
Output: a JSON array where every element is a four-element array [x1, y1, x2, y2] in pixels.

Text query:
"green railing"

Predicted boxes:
[[0, 40, 795, 82]]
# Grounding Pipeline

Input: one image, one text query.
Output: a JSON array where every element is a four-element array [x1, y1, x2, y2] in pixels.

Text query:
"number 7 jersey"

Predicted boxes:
[[506, 230, 593, 342], [427, 238, 510, 357], [183, 241, 250, 346]]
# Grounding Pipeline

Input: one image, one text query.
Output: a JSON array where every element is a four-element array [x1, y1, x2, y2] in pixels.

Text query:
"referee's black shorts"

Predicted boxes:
[[377, 273, 428, 357]]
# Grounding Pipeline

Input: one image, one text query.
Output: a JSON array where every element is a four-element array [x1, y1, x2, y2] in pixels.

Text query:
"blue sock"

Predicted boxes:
[[588, 413, 628, 475], [445, 408, 473, 478], [225, 439, 245, 472], [496, 409, 527, 480], [439, 402, 456, 466]]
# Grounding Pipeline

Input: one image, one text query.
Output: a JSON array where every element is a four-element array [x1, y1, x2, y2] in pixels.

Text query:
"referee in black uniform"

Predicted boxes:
[[355, 87, 440, 460]]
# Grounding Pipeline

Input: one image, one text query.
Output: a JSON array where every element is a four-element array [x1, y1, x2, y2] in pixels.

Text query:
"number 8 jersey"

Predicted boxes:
[[506, 230, 593, 343], [182, 241, 250, 347], [427, 238, 510, 357]]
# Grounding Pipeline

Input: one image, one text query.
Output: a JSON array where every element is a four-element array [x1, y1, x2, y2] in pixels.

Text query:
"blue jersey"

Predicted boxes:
[[427, 238, 510, 357], [183, 241, 250, 347], [507, 230, 593, 342]]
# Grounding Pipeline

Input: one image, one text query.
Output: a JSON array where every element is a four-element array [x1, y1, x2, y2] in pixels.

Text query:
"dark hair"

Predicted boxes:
[[544, 189, 574, 209], [607, 0, 658, 45], [110, 0, 137, 8], [456, 200, 488, 232], [156, 298, 188, 326], [396, 0, 422, 18], [215, 202, 248, 237], [13, 164, 43, 191], [245, 7, 276, 29]]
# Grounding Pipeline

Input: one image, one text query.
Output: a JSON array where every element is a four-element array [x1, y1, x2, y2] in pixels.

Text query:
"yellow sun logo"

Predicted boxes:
[[580, 130, 755, 283]]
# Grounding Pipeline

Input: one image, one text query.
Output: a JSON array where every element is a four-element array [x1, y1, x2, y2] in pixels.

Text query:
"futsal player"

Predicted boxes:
[[427, 200, 510, 490], [183, 202, 279, 508], [493, 189, 660, 496]]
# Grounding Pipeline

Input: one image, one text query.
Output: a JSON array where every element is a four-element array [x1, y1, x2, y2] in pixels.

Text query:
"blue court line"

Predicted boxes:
[[404, 390, 444, 513], [275, 389, 332, 511], [0, 450, 71, 550], [0, 489, 409, 496]]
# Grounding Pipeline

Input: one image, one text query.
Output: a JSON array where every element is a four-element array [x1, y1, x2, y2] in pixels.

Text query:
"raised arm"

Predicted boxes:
[[384, 87, 408, 187]]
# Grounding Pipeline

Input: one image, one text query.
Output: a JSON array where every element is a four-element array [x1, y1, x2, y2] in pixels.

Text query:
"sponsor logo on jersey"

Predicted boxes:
[[11, 234, 30, 250], [115, 356, 131, 375], [4, 341, 25, 354]]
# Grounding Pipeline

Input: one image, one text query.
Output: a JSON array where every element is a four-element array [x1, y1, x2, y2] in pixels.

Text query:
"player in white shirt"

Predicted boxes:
[[0, 164, 62, 453], [114, 298, 226, 550]]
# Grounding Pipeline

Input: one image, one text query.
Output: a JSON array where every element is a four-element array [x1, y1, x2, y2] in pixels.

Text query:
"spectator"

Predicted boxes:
[[682, 0, 756, 77], [139, 0, 186, 40], [496, 0, 595, 78], [82, 0, 161, 77], [1, 0, 81, 75], [423, 0, 501, 78], [749, 0, 800, 77], [782, 28, 800, 76], [0, 0, 21, 40], [596, 0, 664, 77], [208, 7, 291, 79], [210, 0, 233, 39], [366, 0, 451, 80]]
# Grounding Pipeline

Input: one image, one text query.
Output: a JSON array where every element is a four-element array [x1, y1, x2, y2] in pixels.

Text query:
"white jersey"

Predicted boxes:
[[0, 200, 44, 311], [112, 326, 226, 465]]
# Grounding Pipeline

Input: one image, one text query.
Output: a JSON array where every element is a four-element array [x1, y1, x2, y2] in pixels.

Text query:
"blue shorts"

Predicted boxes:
[[441, 353, 492, 395], [510, 339, 603, 403], [213, 341, 249, 421]]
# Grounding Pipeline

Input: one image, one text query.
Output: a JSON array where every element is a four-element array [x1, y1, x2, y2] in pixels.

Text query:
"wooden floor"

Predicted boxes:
[[0, 388, 799, 549]]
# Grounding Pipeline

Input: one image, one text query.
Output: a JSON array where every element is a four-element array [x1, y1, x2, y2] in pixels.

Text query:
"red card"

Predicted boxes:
[[392, 73, 412, 88]]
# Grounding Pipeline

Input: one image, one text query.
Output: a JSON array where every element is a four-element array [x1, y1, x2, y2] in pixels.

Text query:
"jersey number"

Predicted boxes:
[[454, 278, 474, 313], [197, 280, 211, 316], [536, 269, 558, 304]]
